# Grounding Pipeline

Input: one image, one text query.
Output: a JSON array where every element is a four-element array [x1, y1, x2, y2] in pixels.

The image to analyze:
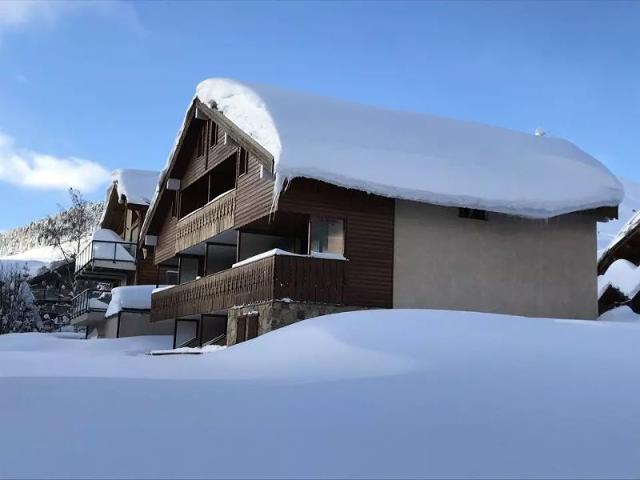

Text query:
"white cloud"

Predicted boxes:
[[0, 131, 110, 193], [0, 1, 142, 39]]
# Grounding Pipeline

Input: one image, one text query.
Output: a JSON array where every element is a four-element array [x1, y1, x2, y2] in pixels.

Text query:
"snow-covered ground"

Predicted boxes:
[[1, 308, 640, 478]]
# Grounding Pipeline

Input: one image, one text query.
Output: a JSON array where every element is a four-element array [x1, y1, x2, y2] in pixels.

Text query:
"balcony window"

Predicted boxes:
[[309, 217, 344, 255]]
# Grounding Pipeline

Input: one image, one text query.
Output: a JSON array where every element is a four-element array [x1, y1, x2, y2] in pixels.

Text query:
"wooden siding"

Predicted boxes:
[[135, 249, 158, 285], [151, 255, 345, 321], [278, 179, 394, 308], [181, 120, 244, 189], [234, 153, 274, 227], [175, 190, 236, 253], [273, 255, 345, 304], [155, 212, 177, 265]]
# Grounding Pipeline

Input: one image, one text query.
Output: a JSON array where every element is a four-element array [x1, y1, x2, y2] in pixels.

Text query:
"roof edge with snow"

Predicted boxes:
[[143, 78, 624, 235]]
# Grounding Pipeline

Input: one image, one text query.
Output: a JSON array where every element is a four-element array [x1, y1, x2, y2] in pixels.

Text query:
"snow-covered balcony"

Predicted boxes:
[[75, 229, 137, 278], [151, 249, 346, 322], [69, 288, 112, 324]]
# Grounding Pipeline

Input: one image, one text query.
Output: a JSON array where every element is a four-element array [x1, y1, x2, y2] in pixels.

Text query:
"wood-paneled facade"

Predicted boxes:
[[143, 99, 395, 342]]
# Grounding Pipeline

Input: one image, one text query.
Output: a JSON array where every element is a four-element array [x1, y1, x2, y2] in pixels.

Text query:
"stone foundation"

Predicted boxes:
[[227, 301, 365, 345]]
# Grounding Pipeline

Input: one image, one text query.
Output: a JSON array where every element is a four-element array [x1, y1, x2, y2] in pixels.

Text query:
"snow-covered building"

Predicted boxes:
[[140, 79, 623, 348], [597, 209, 640, 314], [70, 169, 174, 338]]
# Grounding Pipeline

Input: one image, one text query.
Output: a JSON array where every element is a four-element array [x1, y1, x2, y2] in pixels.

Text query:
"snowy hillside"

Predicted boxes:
[[0, 201, 102, 276], [598, 177, 640, 255], [1, 309, 640, 478]]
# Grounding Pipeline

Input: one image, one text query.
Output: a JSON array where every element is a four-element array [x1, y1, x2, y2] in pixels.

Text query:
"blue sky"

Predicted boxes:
[[0, 0, 637, 230]]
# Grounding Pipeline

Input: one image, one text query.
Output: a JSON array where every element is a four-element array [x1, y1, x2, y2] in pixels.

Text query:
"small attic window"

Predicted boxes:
[[209, 122, 218, 147], [459, 208, 487, 221], [196, 123, 206, 158], [238, 148, 249, 176]]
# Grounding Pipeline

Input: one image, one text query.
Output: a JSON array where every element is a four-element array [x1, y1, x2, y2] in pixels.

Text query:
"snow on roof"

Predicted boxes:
[[111, 169, 159, 206], [91, 228, 124, 243], [189, 78, 623, 219], [597, 177, 640, 257], [598, 258, 640, 299], [105, 285, 168, 318], [602, 206, 640, 258]]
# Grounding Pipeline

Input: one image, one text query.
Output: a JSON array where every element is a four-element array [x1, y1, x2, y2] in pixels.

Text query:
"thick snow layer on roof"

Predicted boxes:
[[194, 78, 623, 219], [105, 285, 166, 318], [111, 169, 159, 206], [3, 309, 640, 477], [598, 258, 640, 299]]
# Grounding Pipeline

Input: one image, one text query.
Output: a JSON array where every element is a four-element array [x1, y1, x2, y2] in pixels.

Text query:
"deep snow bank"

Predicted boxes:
[[1, 309, 640, 478]]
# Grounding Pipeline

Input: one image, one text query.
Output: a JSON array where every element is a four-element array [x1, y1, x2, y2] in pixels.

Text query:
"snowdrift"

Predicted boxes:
[[1, 309, 640, 478]]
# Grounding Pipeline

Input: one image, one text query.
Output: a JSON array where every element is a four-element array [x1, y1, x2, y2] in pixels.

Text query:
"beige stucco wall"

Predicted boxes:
[[393, 200, 598, 319]]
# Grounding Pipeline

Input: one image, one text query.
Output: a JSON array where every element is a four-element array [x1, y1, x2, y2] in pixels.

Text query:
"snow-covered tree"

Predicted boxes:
[[0, 266, 41, 334], [0, 196, 102, 257], [37, 189, 102, 294]]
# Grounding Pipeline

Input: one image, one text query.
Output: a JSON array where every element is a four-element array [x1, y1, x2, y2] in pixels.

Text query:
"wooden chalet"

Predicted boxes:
[[71, 169, 173, 338], [141, 80, 621, 349]]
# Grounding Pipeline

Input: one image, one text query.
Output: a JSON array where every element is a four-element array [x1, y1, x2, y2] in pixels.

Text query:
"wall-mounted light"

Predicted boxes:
[[166, 178, 181, 191]]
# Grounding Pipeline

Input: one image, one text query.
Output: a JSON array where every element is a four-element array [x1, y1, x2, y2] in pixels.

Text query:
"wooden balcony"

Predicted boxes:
[[151, 254, 345, 321], [175, 190, 236, 253]]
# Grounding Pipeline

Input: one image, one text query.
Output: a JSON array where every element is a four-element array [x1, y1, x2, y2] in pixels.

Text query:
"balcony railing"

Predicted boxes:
[[151, 254, 345, 322], [75, 240, 137, 274], [70, 288, 112, 319], [31, 288, 73, 303], [175, 190, 236, 253]]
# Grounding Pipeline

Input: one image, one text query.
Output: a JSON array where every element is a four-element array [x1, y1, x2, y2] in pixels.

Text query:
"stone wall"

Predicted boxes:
[[227, 301, 365, 345]]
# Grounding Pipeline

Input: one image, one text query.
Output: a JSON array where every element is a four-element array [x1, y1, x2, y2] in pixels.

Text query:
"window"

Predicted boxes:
[[309, 217, 344, 255], [165, 270, 179, 285], [238, 148, 249, 176], [209, 122, 218, 147], [196, 123, 206, 158], [458, 208, 488, 221]]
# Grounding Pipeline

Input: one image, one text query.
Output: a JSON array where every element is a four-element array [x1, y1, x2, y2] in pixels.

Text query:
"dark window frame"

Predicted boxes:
[[308, 216, 346, 255], [458, 208, 488, 221], [237, 148, 249, 177]]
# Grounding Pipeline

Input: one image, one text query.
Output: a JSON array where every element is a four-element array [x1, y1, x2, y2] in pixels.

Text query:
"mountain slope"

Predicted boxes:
[[0, 202, 103, 276]]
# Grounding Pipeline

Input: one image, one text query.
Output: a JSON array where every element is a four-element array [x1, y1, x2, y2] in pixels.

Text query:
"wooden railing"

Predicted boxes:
[[151, 254, 345, 321], [175, 190, 235, 253]]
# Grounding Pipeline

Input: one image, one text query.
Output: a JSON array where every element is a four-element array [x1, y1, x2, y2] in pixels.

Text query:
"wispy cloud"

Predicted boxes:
[[0, 131, 110, 193], [0, 1, 143, 40]]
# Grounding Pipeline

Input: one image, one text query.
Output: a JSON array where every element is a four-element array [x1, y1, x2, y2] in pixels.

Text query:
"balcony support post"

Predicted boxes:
[[204, 243, 209, 277]]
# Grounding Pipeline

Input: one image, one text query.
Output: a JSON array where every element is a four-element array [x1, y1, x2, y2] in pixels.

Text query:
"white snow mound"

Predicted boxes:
[[105, 285, 166, 318], [2, 309, 640, 478], [111, 168, 159, 206], [194, 78, 623, 219]]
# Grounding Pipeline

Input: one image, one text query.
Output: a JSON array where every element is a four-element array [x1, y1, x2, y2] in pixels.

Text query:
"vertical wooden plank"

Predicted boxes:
[[236, 315, 247, 343]]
